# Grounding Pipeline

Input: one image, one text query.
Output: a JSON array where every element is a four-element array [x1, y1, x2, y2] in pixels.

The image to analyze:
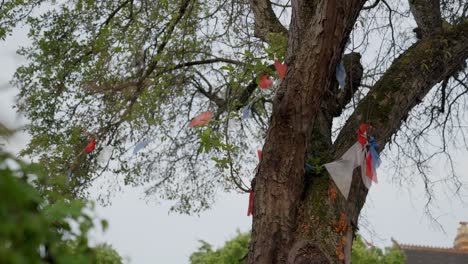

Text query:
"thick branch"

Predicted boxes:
[[250, 0, 288, 42], [363, 0, 380, 10], [308, 52, 363, 160], [334, 20, 468, 157], [307, 21, 468, 264], [330, 52, 364, 117], [409, 0, 442, 38]]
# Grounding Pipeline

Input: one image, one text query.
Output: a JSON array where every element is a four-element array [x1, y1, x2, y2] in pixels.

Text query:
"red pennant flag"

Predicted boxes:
[[83, 138, 96, 153], [366, 151, 373, 179], [274, 60, 287, 80], [260, 75, 273, 89], [365, 151, 378, 183], [247, 190, 254, 216], [358, 124, 370, 146], [257, 150, 263, 160], [189, 111, 212, 128]]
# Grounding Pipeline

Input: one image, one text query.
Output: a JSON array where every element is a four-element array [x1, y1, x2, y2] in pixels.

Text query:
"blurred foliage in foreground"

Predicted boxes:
[[0, 126, 122, 263], [189, 231, 405, 264]]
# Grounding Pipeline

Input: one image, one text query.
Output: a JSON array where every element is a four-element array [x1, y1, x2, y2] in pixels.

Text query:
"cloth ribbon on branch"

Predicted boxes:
[[247, 190, 254, 216], [260, 75, 273, 89], [133, 139, 151, 155], [305, 163, 314, 173], [358, 123, 369, 146], [274, 60, 287, 80], [83, 138, 96, 153], [336, 60, 347, 89], [248, 149, 263, 216], [257, 150, 263, 160], [366, 137, 381, 183], [324, 123, 380, 199], [188, 111, 212, 128], [242, 105, 251, 120]]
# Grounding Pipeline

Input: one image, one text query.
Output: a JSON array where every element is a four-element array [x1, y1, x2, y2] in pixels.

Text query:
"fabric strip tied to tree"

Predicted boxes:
[[274, 60, 287, 80], [336, 60, 347, 89], [83, 138, 96, 153], [189, 111, 212, 128], [324, 124, 380, 199], [247, 190, 254, 216], [260, 75, 273, 89], [365, 137, 380, 183]]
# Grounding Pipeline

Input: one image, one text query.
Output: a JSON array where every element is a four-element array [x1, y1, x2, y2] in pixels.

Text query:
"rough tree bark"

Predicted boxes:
[[247, 0, 468, 263], [248, 0, 366, 263]]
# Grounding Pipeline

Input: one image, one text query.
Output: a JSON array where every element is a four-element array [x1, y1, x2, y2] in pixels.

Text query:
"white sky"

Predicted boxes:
[[1, 21, 468, 264]]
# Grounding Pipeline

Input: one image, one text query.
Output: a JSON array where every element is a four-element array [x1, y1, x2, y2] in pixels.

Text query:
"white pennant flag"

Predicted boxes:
[[324, 142, 367, 199]]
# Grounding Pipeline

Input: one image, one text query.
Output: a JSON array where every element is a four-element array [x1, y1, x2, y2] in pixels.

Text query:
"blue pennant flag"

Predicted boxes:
[[368, 137, 381, 169], [305, 163, 314, 173], [133, 139, 151, 155], [336, 60, 347, 89], [242, 105, 251, 120]]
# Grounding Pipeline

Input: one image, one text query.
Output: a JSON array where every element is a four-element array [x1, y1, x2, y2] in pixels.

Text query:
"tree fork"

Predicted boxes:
[[247, 0, 366, 263], [292, 19, 468, 264], [248, 0, 468, 262]]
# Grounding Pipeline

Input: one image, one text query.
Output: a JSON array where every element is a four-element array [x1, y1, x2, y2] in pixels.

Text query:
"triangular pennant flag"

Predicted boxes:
[[305, 163, 314, 173], [83, 138, 96, 153], [242, 105, 251, 119], [324, 160, 354, 198], [260, 75, 273, 89], [358, 124, 370, 146], [336, 60, 347, 89], [133, 139, 151, 155], [247, 190, 254, 216], [324, 142, 366, 198], [367, 137, 381, 183], [97, 145, 113, 163], [365, 151, 378, 183], [274, 60, 287, 80], [189, 111, 212, 128], [257, 150, 263, 160], [360, 152, 372, 189]]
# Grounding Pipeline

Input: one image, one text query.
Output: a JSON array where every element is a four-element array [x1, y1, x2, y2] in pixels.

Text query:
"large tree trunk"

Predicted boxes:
[[247, 0, 365, 263], [247, 0, 468, 261]]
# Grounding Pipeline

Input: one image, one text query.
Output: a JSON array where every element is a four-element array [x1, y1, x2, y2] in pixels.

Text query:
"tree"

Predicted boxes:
[[351, 236, 405, 264], [190, 231, 250, 264], [0, 126, 123, 263], [189, 232, 405, 264], [2, 0, 467, 263]]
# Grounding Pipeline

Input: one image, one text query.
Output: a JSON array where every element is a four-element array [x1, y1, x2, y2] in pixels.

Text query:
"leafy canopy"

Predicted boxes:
[[5, 0, 467, 215], [9, 0, 282, 213]]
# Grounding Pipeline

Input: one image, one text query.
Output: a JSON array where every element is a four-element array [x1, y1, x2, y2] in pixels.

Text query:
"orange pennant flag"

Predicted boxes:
[[189, 111, 212, 128], [274, 60, 287, 80]]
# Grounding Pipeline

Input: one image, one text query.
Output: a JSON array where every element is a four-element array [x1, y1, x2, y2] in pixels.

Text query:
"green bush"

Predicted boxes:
[[0, 130, 122, 263], [190, 232, 405, 264]]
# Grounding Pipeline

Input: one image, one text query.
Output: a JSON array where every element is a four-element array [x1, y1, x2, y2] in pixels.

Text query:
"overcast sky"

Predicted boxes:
[[1, 21, 468, 264]]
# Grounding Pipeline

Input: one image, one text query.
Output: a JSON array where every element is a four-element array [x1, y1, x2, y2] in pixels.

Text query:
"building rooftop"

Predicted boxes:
[[394, 222, 468, 264]]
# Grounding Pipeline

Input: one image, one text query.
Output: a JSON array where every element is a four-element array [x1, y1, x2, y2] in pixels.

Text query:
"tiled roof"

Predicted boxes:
[[398, 244, 468, 254], [397, 243, 468, 264]]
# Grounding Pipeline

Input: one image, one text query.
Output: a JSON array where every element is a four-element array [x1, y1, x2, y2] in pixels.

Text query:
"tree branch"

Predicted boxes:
[[408, 0, 442, 38], [323, 23, 468, 262], [330, 52, 364, 117], [250, 0, 288, 42], [166, 58, 243, 72], [334, 20, 468, 157], [363, 0, 380, 10]]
